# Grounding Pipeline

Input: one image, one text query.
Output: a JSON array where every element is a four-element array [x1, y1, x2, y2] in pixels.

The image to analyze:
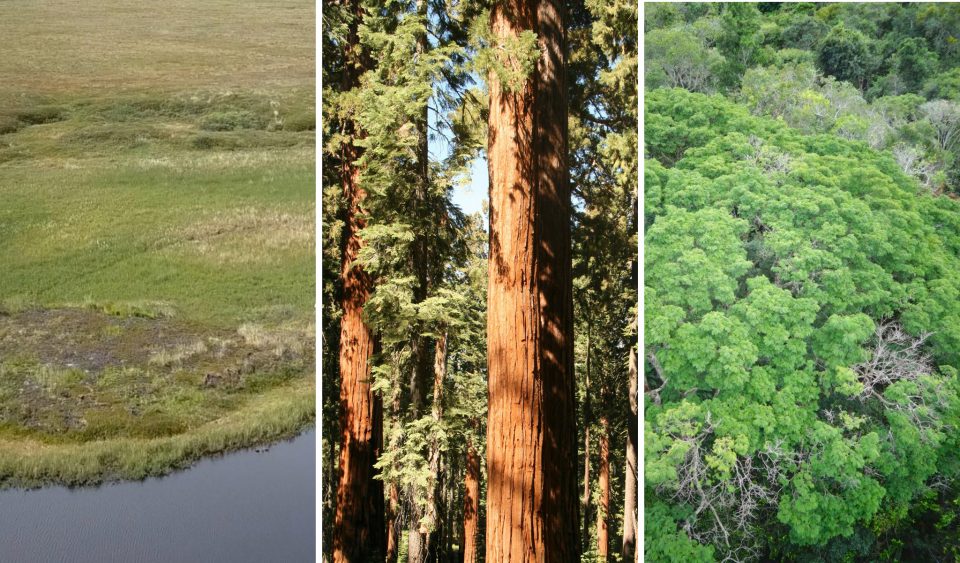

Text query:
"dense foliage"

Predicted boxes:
[[646, 2, 960, 195], [645, 3, 960, 561], [323, 0, 637, 560]]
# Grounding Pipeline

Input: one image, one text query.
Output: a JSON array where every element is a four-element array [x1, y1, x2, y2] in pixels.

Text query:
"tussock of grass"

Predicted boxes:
[[0, 115, 23, 134], [30, 364, 85, 393], [60, 124, 165, 149], [132, 147, 314, 171], [0, 379, 314, 488], [281, 111, 315, 132], [191, 133, 240, 150], [148, 339, 208, 367], [14, 106, 67, 125], [238, 323, 308, 357], [199, 110, 267, 132], [0, 295, 39, 315], [80, 299, 177, 319], [169, 206, 314, 265]]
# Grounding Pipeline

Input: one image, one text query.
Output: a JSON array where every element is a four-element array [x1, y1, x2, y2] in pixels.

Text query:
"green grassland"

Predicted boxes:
[[0, 0, 315, 487]]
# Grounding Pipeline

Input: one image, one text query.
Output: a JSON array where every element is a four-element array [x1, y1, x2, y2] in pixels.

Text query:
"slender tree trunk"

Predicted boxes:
[[485, 0, 579, 560], [409, 528, 425, 563], [334, 1, 385, 560], [387, 482, 400, 563], [581, 326, 592, 553], [621, 346, 639, 563], [596, 415, 610, 561], [387, 363, 403, 563], [423, 330, 448, 560], [408, 0, 434, 558], [463, 437, 481, 563]]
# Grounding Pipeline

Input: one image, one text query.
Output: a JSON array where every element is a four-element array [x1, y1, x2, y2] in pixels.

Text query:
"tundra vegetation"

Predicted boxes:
[[322, 0, 636, 561], [646, 3, 960, 561], [0, 0, 315, 487]]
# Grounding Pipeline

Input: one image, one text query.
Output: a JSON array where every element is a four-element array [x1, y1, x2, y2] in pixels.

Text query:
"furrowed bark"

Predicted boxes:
[[597, 414, 610, 561], [621, 346, 639, 563], [485, 0, 579, 559], [333, 2, 385, 559]]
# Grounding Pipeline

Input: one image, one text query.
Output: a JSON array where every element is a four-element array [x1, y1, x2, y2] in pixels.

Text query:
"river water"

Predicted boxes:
[[0, 429, 315, 563]]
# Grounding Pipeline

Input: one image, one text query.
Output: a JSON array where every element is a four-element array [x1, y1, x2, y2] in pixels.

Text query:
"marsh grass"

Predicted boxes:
[[30, 364, 86, 393], [0, 0, 314, 486], [148, 339, 208, 367], [80, 299, 177, 320], [238, 323, 308, 358], [0, 379, 314, 488]]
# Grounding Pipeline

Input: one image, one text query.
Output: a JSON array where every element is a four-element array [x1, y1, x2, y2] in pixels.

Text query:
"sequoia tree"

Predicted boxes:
[[331, 0, 386, 560], [485, 0, 580, 559]]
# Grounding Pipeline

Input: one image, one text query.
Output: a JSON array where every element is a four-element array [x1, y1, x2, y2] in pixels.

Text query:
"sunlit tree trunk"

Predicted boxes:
[[408, 528, 424, 563], [463, 436, 481, 563], [621, 346, 638, 563], [387, 364, 403, 563], [596, 414, 609, 561], [333, 2, 385, 560], [485, 0, 579, 559], [387, 482, 400, 563], [581, 326, 592, 552]]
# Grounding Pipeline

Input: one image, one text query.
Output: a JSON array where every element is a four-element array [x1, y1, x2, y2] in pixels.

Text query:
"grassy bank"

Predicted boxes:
[[0, 0, 314, 485], [0, 378, 314, 488]]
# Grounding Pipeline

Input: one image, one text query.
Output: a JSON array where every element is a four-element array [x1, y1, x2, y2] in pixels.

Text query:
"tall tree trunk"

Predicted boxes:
[[463, 436, 481, 563], [485, 0, 579, 560], [581, 326, 592, 553], [596, 414, 610, 561], [409, 528, 425, 563], [423, 330, 448, 560], [408, 1, 434, 559], [621, 346, 639, 563], [334, 1, 385, 561], [387, 363, 403, 563], [387, 482, 400, 563]]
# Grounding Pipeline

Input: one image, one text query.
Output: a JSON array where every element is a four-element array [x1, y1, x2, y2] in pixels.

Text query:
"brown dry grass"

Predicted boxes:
[[0, 0, 314, 99], [163, 205, 314, 265]]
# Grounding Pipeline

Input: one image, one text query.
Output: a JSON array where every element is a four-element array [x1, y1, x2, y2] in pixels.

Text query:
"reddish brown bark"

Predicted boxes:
[[597, 415, 610, 561], [485, 0, 579, 559], [463, 437, 481, 563], [386, 483, 400, 563], [621, 346, 639, 563], [333, 138, 386, 562], [333, 1, 385, 560]]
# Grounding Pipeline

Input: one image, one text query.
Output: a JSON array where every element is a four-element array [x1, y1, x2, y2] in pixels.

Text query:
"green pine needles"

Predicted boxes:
[[469, 10, 540, 93]]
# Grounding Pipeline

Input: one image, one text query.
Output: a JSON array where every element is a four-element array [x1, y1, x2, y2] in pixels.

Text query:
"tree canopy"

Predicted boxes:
[[645, 8, 960, 555]]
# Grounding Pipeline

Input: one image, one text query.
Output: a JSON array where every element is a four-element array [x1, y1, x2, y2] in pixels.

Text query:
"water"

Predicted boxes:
[[0, 429, 315, 563]]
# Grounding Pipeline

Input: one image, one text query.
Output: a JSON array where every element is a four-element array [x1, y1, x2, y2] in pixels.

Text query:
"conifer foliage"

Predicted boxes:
[[323, 0, 637, 561]]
